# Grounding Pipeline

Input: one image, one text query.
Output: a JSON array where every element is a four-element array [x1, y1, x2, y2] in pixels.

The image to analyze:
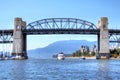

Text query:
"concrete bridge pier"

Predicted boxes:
[[12, 18, 28, 59], [97, 17, 110, 59]]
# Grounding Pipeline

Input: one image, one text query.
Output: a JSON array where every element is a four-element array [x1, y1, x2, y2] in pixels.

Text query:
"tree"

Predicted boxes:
[[92, 45, 97, 56], [110, 48, 120, 58], [72, 45, 91, 57]]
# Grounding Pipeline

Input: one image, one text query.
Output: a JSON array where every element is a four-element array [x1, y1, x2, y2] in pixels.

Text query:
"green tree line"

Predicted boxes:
[[72, 45, 97, 57], [72, 45, 120, 58]]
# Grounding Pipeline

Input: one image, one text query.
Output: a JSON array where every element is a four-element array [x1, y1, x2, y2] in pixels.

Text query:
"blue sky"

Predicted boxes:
[[0, 0, 120, 50]]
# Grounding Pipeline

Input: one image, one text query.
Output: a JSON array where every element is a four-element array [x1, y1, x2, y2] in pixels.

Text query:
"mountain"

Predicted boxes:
[[27, 40, 97, 58]]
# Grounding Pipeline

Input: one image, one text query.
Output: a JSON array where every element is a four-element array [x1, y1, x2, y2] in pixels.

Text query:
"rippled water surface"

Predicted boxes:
[[0, 58, 120, 80]]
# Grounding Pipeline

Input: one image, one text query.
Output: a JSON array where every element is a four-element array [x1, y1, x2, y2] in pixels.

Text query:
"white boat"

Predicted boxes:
[[57, 52, 65, 60]]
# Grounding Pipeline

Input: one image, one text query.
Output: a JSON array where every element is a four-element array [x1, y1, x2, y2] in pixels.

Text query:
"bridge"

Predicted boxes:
[[0, 17, 120, 59]]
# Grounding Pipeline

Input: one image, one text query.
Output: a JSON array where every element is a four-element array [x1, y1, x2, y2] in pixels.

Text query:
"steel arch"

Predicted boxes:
[[26, 18, 97, 30]]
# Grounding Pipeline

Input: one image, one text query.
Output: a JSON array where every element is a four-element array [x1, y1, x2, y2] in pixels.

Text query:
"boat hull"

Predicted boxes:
[[57, 57, 65, 60]]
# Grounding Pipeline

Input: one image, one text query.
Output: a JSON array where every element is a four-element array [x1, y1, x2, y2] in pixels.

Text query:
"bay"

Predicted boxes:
[[0, 58, 120, 80]]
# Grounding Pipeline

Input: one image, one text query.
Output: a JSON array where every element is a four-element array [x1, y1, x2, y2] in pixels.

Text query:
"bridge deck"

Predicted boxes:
[[0, 29, 13, 34], [23, 29, 100, 35], [0, 29, 120, 35], [0, 29, 120, 43]]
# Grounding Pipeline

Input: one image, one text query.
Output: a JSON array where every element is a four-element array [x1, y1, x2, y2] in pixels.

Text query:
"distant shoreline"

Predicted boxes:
[[67, 56, 120, 59], [68, 56, 96, 59]]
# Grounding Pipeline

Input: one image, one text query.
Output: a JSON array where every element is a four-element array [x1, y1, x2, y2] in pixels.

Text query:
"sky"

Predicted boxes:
[[0, 0, 120, 50]]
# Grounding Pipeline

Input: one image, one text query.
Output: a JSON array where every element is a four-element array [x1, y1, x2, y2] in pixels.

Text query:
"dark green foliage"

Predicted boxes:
[[72, 50, 81, 57], [72, 45, 96, 57], [110, 48, 120, 58]]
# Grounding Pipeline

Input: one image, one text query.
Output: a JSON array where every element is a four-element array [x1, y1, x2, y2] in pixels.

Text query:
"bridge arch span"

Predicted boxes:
[[26, 18, 97, 30]]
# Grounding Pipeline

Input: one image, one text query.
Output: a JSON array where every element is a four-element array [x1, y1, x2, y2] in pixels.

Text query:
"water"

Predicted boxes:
[[0, 58, 120, 80]]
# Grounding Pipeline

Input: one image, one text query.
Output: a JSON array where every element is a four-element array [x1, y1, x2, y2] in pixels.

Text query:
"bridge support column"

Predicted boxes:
[[97, 17, 110, 59], [97, 34, 100, 53], [12, 18, 28, 59]]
